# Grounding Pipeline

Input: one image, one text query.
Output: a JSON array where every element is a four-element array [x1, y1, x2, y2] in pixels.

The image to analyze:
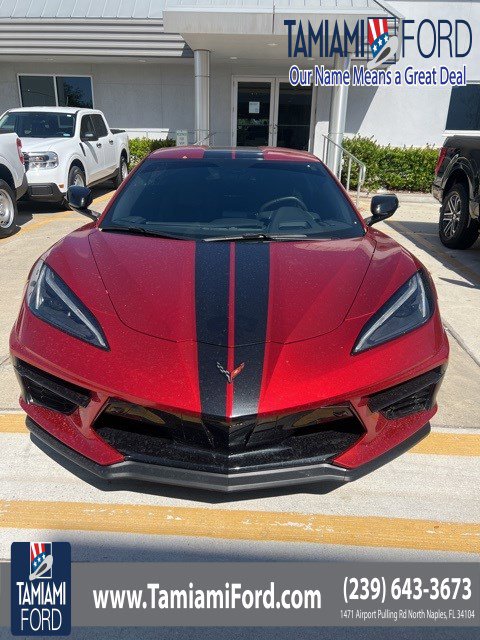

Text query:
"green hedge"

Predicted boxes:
[[128, 137, 176, 167], [341, 136, 438, 192]]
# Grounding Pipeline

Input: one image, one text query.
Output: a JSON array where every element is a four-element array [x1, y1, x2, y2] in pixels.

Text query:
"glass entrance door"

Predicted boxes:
[[236, 81, 274, 147], [233, 78, 313, 150], [274, 82, 313, 151]]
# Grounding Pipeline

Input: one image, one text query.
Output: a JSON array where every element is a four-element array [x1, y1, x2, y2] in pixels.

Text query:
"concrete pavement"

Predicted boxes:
[[0, 190, 479, 638]]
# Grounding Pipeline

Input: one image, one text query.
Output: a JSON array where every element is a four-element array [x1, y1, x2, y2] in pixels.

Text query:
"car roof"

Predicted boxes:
[[7, 107, 90, 114], [148, 146, 320, 163]]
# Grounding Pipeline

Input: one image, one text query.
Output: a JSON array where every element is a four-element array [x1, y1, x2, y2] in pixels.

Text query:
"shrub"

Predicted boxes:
[[128, 137, 176, 167], [341, 136, 438, 192]]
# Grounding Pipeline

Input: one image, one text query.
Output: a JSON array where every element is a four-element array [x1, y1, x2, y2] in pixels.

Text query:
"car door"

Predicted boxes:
[[91, 114, 113, 180], [92, 114, 117, 177], [79, 115, 104, 184]]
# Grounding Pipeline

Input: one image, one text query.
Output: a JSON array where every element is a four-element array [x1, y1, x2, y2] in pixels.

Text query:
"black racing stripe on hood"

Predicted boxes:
[[234, 149, 263, 159], [195, 241, 270, 419], [232, 243, 270, 418], [195, 242, 229, 417], [203, 149, 234, 159]]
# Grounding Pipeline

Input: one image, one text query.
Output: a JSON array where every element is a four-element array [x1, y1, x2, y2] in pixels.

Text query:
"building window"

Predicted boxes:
[[56, 76, 93, 108], [19, 75, 93, 109], [19, 76, 56, 107], [446, 84, 480, 131]]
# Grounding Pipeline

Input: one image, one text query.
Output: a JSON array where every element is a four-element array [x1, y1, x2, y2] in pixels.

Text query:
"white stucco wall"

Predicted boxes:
[[0, 60, 194, 140]]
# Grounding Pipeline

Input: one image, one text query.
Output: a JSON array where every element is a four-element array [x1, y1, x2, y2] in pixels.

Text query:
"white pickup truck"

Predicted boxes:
[[0, 132, 27, 238], [0, 107, 129, 204]]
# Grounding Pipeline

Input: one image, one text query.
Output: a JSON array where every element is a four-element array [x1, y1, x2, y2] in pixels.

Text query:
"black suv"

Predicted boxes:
[[432, 136, 480, 249]]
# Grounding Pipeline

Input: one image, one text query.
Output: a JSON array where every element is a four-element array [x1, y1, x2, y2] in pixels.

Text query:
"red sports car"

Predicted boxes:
[[10, 147, 448, 492]]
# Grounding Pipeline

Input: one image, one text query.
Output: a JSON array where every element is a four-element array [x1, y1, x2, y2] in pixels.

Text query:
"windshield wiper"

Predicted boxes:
[[203, 233, 308, 242], [100, 226, 188, 240]]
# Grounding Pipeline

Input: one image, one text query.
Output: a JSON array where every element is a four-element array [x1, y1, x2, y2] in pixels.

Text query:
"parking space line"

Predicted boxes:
[[386, 220, 480, 288], [0, 499, 478, 553], [410, 432, 480, 457], [0, 190, 114, 246], [0, 414, 27, 433], [0, 413, 479, 455], [92, 193, 114, 206]]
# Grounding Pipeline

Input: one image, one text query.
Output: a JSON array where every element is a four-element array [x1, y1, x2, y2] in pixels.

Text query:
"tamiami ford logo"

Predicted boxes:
[[285, 15, 472, 87], [11, 542, 71, 636]]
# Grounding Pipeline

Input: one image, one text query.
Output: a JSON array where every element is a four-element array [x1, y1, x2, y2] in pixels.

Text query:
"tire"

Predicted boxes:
[[0, 179, 18, 239], [62, 165, 86, 209], [113, 154, 128, 189], [68, 165, 86, 189], [439, 183, 479, 249]]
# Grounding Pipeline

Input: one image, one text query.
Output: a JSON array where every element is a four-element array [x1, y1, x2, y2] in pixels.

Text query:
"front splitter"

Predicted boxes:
[[27, 418, 431, 493]]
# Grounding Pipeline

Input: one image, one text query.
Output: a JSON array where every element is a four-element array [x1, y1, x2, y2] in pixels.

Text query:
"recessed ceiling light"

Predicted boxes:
[[138, 59, 147, 62], [230, 56, 238, 60], [267, 42, 278, 46]]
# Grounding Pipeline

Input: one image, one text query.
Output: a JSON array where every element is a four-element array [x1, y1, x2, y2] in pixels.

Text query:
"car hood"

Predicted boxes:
[[21, 137, 73, 153], [88, 230, 376, 346]]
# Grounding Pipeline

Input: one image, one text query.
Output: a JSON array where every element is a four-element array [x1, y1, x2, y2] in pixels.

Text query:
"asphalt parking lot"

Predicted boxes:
[[0, 190, 479, 639]]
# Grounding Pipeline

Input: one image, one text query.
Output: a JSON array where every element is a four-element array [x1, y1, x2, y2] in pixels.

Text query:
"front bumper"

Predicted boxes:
[[28, 417, 431, 492], [13, 352, 446, 492], [15, 173, 28, 201], [25, 182, 64, 203], [10, 287, 449, 493]]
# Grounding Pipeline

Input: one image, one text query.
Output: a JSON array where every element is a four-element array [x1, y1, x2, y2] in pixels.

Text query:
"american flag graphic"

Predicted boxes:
[[30, 542, 51, 578]]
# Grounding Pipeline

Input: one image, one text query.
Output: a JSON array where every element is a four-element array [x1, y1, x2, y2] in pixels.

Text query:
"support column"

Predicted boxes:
[[194, 49, 210, 145], [327, 53, 351, 176]]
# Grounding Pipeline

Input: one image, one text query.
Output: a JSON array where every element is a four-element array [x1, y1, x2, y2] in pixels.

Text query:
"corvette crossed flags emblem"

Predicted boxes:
[[216, 362, 245, 384]]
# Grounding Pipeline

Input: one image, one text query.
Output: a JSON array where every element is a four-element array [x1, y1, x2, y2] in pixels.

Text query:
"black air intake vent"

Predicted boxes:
[[93, 401, 365, 474], [368, 367, 444, 420], [14, 358, 92, 414]]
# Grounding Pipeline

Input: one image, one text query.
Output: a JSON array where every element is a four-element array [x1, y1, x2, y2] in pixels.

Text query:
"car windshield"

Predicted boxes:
[[101, 158, 364, 241], [0, 111, 76, 138]]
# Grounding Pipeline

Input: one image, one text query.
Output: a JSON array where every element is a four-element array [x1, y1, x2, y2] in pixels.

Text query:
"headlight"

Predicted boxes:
[[353, 271, 434, 354], [26, 151, 58, 169], [26, 261, 109, 350]]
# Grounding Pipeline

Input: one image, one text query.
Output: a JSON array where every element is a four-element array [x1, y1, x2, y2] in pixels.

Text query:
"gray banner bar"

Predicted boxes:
[[2, 562, 479, 628]]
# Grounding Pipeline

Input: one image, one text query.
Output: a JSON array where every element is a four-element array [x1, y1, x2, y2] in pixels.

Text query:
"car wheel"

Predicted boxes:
[[439, 183, 479, 249], [114, 155, 128, 189], [0, 179, 18, 238]]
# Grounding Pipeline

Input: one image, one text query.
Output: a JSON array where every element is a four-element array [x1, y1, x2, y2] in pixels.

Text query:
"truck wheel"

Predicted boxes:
[[0, 179, 18, 238], [68, 165, 86, 188], [113, 155, 128, 189], [62, 165, 86, 209], [439, 183, 479, 249]]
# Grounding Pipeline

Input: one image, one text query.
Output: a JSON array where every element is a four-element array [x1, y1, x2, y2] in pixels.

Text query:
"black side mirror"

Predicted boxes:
[[366, 194, 399, 226], [67, 186, 98, 220], [81, 132, 98, 142]]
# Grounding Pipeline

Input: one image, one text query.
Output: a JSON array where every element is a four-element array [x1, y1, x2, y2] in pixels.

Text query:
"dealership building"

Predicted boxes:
[[0, 0, 478, 158]]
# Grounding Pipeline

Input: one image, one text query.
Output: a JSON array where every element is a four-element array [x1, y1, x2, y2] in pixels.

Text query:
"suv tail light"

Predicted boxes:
[[16, 137, 24, 164], [434, 147, 447, 175]]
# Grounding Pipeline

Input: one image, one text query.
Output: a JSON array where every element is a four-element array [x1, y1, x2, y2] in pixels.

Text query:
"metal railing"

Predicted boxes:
[[194, 131, 217, 145], [322, 134, 366, 205]]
